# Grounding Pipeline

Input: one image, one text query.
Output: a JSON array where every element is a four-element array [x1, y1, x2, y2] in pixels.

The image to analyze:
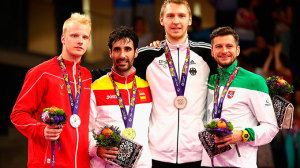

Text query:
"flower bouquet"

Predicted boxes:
[[40, 106, 67, 168], [93, 125, 121, 148], [205, 118, 234, 137], [93, 126, 143, 168], [266, 76, 294, 129], [266, 76, 293, 99], [41, 106, 67, 126]]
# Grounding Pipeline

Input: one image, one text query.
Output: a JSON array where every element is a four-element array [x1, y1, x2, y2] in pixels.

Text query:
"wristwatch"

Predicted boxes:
[[242, 130, 250, 142]]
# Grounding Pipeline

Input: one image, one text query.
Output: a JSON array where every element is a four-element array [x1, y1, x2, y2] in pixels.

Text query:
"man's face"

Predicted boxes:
[[110, 39, 138, 76], [160, 3, 191, 43], [61, 21, 90, 60], [211, 35, 240, 68]]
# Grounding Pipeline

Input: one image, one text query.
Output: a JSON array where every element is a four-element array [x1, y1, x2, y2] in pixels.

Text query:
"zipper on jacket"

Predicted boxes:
[[73, 62, 77, 96], [72, 61, 79, 168], [125, 76, 131, 106], [176, 47, 180, 164]]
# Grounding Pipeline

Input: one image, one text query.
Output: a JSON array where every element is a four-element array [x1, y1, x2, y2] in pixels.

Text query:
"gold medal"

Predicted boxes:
[[174, 96, 187, 109], [122, 128, 136, 140]]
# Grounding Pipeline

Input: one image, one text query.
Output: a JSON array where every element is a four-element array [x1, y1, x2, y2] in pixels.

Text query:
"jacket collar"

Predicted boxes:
[[217, 60, 238, 76], [110, 68, 136, 84], [56, 56, 81, 68], [166, 38, 189, 52]]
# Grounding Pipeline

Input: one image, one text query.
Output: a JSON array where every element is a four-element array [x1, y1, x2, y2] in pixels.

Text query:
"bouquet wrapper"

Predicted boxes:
[[272, 95, 294, 129], [107, 136, 143, 168], [198, 131, 232, 158]]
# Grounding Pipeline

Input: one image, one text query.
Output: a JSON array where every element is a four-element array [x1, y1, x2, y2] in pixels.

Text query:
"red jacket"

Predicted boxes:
[[11, 56, 91, 168]]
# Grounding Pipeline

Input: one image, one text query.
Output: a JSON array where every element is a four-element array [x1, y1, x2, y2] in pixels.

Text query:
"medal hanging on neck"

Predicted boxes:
[[164, 42, 190, 109], [109, 73, 137, 140], [57, 56, 82, 128], [213, 67, 239, 118]]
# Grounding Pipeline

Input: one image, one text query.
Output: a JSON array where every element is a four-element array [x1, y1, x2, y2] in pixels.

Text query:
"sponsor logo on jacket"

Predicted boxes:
[[265, 98, 272, 106], [106, 95, 117, 100], [158, 60, 168, 68]]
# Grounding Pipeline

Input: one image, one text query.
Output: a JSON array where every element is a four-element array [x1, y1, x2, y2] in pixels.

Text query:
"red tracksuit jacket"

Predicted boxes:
[[11, 56, 91, 168]]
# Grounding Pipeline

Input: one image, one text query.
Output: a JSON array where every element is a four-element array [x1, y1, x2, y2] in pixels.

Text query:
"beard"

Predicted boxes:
[[114, 57, 133, 73], [216, 58, 237, 69]]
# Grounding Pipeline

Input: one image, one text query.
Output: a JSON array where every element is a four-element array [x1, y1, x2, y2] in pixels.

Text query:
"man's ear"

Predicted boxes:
[[109, 49, 112, 58], [188, 16, 192, 26], [61, 35, 65, 45], [134, 48, 138, 58], [237, 46, 240, 56], [160, 16, 164, 26]]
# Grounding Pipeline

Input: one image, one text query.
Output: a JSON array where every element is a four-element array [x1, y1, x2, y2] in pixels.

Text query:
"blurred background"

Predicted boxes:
[[1, 0, 300, 167]]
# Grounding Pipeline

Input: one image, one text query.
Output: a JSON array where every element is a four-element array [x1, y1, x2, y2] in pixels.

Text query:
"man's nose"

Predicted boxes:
[[120, 50, 126, 58], [173, 16, 179, 24], [78, 37, 83, 44], [221, 47, 228, 53]]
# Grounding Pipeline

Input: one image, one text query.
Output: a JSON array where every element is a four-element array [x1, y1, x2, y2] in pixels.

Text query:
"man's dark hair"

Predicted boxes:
[[210, 26, 239, 45], [108, 26, 139, 50]]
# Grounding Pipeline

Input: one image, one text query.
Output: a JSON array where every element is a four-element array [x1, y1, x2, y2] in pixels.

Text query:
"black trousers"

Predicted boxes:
[[152, 160, 202, 168]]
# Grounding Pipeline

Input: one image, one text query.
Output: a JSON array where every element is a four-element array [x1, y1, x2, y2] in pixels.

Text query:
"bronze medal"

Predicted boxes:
[[174, 96, 187, 109]]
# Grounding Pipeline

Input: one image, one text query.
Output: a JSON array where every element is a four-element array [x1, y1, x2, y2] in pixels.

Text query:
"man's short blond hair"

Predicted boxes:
[[62, 13, 91, 35], [160, 0, 191, 17]]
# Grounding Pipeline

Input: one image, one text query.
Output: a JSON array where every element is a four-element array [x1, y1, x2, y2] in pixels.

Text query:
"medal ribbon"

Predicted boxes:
[[54, 56, 82, 168], [109, 73, 137, 128], [213, 67, 239, 119], [164, 42, 190, 96], [57, 56, 82, 116]]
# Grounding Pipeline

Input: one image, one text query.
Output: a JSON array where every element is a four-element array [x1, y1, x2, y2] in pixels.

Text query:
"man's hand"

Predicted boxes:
[[44, 125, 63, 141], [149, 40, 161, 48], [97, 147, 118, 163], [215, 130, 243, 148]]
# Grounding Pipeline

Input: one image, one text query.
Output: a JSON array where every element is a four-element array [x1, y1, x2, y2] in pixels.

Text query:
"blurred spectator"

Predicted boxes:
[[285, 87, 300, 168], [262, 42, 293, 88], [188, 15, 211, 43], [262, 42, 293, 168], [254, 0, 275, 45], [113, 0, 133, 28], [240, 35, 272, 75], [135, 0, 156, 36], [133, 16, 153, 48], [271, 0, 293, 60], [208, 0, 238, 28], [290, 0, 300, 73], [234, 0, 259, 50]]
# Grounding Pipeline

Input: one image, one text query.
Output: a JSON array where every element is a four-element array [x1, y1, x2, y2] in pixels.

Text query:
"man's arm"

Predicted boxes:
[[247, 76, 279, 146], [89, 90, 99, 158], [10, 69, 47, 140]]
